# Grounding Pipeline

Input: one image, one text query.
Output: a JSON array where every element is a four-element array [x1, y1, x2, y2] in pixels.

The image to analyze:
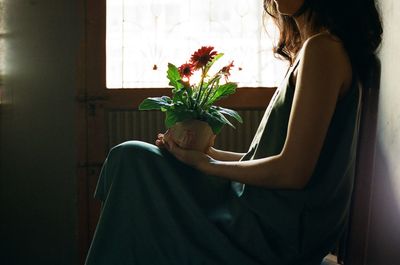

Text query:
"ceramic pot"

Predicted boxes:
[[165, 120, 216, 153]]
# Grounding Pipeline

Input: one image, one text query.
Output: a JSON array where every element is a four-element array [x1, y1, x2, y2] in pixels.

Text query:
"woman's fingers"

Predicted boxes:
[[155, 139, 164, 147], [167, 140, 185, 160], [155, 133, 165, 147]]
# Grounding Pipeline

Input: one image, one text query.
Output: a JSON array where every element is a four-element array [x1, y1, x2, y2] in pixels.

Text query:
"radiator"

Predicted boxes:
[[107, 110, 265, 153]]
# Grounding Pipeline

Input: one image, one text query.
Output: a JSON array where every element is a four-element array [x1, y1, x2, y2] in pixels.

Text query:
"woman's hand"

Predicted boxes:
[[155, 130, 173, 148], [165, 138, 215, 172], [206, 147, 245, 161], [156, 129, 214, 172], [155, 132, 166, 148]]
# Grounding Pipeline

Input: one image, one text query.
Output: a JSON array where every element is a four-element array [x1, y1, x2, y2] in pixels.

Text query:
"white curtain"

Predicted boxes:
[[107, 0, 288, 88]]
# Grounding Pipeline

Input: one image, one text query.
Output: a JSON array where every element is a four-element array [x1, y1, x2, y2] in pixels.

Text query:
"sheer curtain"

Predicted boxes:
[[107, 0, 288, 88]]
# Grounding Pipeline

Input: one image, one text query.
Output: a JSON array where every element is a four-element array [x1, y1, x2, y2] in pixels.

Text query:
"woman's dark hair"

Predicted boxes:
[[264, 0, 383, 84]]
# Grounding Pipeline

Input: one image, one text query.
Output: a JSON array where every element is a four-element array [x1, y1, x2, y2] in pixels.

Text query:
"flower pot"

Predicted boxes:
[[166, 120, 216, 153]]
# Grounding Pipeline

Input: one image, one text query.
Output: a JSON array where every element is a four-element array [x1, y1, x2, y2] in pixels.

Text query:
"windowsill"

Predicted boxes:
[[102, 87, 277, 109]]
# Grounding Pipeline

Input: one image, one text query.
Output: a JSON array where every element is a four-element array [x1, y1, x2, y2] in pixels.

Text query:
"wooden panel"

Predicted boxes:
[[87, 166, 102, 242], [77, 167, 89, 265], [86, 0, 106, 94], [106, 109, 265, 153]]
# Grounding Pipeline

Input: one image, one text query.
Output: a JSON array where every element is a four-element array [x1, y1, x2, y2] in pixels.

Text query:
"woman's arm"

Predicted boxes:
[[167, 142, 297, 188], [156, 133, 245, 161], [207, 147, 245, 161], [168, 34, 351, 189]]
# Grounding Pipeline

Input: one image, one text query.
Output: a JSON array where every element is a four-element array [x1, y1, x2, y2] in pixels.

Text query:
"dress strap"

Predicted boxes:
[[284, 31, 331, 79], [283, 57, 301, 80]]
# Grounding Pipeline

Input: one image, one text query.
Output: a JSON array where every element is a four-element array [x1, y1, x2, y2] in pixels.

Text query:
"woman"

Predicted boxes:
[[85, 0, 382, 264]]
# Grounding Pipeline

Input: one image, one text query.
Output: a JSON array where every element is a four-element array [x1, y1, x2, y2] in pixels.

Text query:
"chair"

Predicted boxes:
[[328, 58, 381, 265]]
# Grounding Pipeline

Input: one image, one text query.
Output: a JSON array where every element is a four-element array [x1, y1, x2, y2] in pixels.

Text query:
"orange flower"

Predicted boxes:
[[190, 46, 218, 70], [221, 61, 234, 78]]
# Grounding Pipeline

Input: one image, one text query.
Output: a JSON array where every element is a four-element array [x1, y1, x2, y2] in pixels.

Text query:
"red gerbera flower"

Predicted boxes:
[[190, 46, 218, 70], [178, 63, 194, 79]]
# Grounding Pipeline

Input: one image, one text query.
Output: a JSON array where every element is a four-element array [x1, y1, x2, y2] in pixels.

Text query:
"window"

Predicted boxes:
[[107, 0, 287, 89]]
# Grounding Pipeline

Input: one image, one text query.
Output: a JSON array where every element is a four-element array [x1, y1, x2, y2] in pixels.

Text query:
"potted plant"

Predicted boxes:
[[139, 46, 242, 152]]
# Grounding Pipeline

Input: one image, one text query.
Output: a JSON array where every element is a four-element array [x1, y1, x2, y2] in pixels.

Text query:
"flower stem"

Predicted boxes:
[[201, 78, 219, 107], [195, 66, 206, 107]]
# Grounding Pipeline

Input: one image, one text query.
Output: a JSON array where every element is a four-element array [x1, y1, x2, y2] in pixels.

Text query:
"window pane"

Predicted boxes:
[[106, 0, 288, 89]]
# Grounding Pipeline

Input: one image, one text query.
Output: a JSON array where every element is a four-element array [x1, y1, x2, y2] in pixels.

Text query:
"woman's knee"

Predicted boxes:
[[109, 140, 162, 160]]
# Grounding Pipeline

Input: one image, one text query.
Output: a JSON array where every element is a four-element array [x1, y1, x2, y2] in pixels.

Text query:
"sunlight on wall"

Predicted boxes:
[[106, 0, 288, 88], [377, 0, 400, 211], [0, 0, 6, 103]]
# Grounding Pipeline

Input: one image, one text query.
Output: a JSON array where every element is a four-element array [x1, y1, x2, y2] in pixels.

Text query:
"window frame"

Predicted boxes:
[[86, 0, 277, 110]]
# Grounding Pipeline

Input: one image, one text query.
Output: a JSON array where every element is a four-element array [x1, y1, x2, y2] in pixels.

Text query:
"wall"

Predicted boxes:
[[0, 0, 81, 264], [366, 0, 400, 264]]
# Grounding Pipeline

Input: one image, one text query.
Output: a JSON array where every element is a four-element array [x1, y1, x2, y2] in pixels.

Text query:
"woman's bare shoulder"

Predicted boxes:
[[304, 31, 344, 52], [303, 32, 349, 65], [300, 32, 352, 94]]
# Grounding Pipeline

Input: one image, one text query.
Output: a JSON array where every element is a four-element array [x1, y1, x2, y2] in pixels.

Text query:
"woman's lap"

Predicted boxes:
[[85, 140, 262, 265], [95, 140, 233, 208]]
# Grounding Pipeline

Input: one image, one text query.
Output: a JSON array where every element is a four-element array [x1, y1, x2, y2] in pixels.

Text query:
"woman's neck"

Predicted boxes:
[[293, 11, 324, 43]]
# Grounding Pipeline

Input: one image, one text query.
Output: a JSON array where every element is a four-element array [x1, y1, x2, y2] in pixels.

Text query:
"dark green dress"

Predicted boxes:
[[85, 61, 361, 265]]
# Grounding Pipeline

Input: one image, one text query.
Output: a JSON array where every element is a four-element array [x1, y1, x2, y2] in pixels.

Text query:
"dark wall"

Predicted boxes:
[[0, 0, 81, 264]]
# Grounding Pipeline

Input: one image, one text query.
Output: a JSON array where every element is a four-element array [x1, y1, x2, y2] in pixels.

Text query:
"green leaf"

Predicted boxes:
[[172, 88, 184, 103], [208, 82, 237, 105], [203, 107, 235, 134], [173, 88, 192, 109], [203, 53, 224, 78], [167, 63, 183, 91], [165, 109, 197, 128], [165, 110, 178, 128], [203, 112, 225, 134], [215, 107, 243, 123], [139, 96, 172, 111], [206, 53, 224, 69], [213, 110, 235, 129]]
